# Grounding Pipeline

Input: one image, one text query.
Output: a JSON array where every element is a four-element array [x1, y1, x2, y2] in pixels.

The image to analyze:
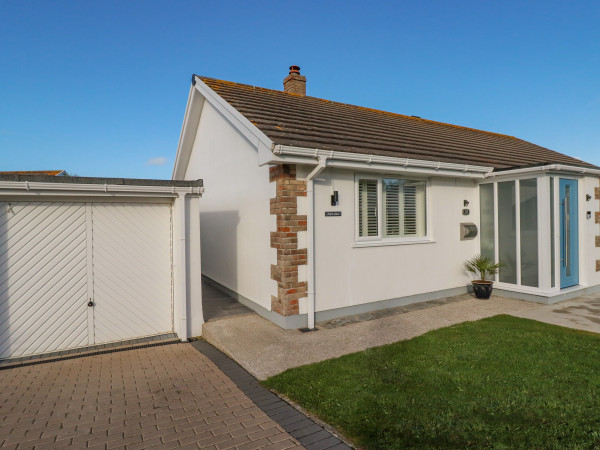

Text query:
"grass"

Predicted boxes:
[[263, 315, 600, 449]]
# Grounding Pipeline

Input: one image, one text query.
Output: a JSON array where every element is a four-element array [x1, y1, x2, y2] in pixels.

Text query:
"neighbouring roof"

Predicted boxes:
[[199, 76, 595, 171], [0, 170, 66, 176]]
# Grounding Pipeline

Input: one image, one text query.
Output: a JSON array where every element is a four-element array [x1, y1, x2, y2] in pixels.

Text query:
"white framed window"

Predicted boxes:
[[355, 174, 429, 244]]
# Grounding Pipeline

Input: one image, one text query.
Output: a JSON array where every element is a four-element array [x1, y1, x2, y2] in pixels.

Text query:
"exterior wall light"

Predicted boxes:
[[331, 191, 339, 206]]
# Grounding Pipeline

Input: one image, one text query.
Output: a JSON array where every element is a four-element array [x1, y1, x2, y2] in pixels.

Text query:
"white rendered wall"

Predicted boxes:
[[185, 196, 203, 337], [304, 166, 480, 313], [184, 102, 276, 310], [583, 176, 600, 288]]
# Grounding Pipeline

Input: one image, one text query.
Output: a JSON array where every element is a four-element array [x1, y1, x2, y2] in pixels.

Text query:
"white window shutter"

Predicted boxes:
[[383, 179, 400, 237], [403, 184, 417, 235], [359, 179, 378, 237]]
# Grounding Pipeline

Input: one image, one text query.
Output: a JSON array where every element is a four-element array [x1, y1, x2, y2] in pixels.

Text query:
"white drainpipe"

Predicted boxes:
[[304, 157, 328, 330]]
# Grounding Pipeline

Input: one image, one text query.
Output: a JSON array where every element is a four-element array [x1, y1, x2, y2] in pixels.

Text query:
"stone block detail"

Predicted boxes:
[[269, 164, 307, 316], [596, 236, 600, 248], [596, 212, 600, 224], [597, 260, 600, 272], [595, 186, 600, 200]]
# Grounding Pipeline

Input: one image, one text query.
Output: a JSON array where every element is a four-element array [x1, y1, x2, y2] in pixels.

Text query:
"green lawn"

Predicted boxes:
[[263, 315, 600, 449]]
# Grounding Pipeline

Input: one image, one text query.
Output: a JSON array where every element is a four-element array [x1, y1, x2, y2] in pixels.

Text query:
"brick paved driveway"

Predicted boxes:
[[0, 344, 302, 449]]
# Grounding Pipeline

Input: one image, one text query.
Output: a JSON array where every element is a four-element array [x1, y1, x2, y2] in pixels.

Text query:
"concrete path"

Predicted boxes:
[[0, 343, 303, 449], [203, 295, 539, 380], [512, 291, 600, 334], [203, 280, 253, 322]]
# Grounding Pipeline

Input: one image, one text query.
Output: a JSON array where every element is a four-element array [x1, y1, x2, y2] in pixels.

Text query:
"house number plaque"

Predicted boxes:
[[325, 211, 342, 217]]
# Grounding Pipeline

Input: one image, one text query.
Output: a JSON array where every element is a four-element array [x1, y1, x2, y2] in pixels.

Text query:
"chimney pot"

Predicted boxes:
[[283, 65, 306, 96]]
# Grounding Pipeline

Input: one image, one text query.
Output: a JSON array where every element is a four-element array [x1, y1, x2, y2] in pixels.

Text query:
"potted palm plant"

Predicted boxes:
[[464, 254, 504, 299]]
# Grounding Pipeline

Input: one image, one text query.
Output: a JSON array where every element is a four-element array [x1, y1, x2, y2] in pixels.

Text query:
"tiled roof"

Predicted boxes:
[[0, 170, 65, 176], [199, 76, 595, 170]]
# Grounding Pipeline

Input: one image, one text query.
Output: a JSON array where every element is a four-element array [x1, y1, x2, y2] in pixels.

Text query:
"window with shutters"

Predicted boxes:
[[356, 175, 428, 243]]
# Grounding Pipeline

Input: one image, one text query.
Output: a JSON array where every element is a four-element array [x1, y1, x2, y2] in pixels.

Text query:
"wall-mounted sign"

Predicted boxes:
[[325, 211, 342, 217]]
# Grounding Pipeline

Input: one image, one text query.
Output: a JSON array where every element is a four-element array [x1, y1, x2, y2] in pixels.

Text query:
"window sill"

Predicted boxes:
[[353, 238, 435, 248]]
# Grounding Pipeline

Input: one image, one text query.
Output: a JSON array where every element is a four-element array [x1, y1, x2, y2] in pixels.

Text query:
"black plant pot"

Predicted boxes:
[[472, 281, 494, 299]]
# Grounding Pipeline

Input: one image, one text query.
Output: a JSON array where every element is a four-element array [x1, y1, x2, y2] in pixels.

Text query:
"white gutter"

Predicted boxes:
[[485, 164, 600, 178], [304, 156, 328, 330], [0, 181, 204, 198], [273, 145, 493, 178]]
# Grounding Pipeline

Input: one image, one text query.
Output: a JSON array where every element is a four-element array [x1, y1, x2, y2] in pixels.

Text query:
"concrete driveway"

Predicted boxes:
[[0, 344, 304, 449]]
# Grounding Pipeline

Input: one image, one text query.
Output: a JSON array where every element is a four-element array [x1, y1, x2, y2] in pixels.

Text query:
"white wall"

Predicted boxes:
[[583, 176, 600, 287], [304, 166, 480, 313], [185, 196, 203, 337], [184, 102, 276, 310]]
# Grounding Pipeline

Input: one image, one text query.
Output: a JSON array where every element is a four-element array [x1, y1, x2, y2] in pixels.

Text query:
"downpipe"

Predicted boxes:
[[305, 157, 328, 330]]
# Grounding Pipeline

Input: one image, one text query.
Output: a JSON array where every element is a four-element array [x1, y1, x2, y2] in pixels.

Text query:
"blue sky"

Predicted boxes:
[[1, 0, 599, 179]]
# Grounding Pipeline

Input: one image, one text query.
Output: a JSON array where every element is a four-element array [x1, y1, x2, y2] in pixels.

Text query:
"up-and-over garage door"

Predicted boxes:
[[0, 201, 173, 359]]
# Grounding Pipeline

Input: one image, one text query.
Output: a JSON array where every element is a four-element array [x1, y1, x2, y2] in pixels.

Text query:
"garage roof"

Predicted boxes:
[[198, 76, 596, 171]]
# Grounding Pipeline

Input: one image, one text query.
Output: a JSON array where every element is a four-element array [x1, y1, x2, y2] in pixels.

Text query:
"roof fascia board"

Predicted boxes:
[[485, 164, 600, 179], [271, 145, 493, 179], [0, 181, 203, 197], [173, 85, 205, 179], [192, 77, 274, 166]]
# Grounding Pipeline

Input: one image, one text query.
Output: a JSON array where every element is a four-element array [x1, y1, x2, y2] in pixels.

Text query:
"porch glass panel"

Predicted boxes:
[[498, 181, 517, 284], [479, 184, 495, 261], [519, 179, 538, 287]]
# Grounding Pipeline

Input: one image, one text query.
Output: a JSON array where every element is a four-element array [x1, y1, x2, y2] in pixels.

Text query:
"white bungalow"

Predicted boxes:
[[174, 66, 600, 330]]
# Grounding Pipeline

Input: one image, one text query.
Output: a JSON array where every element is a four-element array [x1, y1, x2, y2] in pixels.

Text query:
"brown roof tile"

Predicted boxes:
[[199, 76, 596, 170]]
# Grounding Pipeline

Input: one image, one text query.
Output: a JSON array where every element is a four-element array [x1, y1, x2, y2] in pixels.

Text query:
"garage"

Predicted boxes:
[[0, 175, 204, 360]]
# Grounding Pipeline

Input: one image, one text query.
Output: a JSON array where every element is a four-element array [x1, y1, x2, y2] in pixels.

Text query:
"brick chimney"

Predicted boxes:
[[283, 65, 306, 96]]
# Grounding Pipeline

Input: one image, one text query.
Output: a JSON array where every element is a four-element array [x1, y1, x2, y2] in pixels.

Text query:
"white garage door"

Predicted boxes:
[[91, 203, 172, 345], [0, 201, 173, 359]]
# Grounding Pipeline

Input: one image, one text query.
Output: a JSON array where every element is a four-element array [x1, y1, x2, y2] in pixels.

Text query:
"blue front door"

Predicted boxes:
[[559, 178, 579, 288]]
